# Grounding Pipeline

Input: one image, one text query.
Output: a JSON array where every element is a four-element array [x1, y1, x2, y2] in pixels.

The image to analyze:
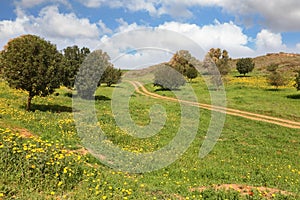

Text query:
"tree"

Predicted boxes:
[[169, 50, 193, 75], [208, 48, 230, 75], [75, 50, 112, 99], [294, 70, 300, 91], [266, 64, 288, 89], [236, 58, 255, 76], [100, 66, 122, 87], [62, 45, 90, 88], [186, 66, 198, 82], [168, 50, 199, 82], [0, 34, 63, 111], [154, 64, 186, 90]]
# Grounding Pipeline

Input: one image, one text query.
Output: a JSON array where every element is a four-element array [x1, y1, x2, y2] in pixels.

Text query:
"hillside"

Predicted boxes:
[[229, 52, 300, 74]]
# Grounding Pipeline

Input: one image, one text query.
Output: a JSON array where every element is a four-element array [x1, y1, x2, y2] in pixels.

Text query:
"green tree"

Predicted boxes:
[[294, 70, 300, 91], [75, 50, 112, 99], [169, 50, 199, 81], [154, 64, 186, 90], [62, 45, 90, 88], [100, 66, 122, 87], [186, 66, 198, 82], [0, 34, 63, 111], [266, 64, 288, 89], [208, 48, 230, 75], [169, 50, 192, 75], [236, 58, 255, 76]]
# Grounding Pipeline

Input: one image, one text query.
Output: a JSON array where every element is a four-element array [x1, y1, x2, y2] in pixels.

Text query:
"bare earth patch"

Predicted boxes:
[[190, 184, 294, 199], [13, 128, 35, 138]]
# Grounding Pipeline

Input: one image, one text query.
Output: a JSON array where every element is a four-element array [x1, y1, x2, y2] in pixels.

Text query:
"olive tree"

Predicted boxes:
[[100, 66, 122, 87], [267, 64, 288, 89], [75, 50, 112, 99], [62, 45, 90, 88], [154, 64, 186, 90], [236, 58, 255, 76], [0, 34, 62, 111]]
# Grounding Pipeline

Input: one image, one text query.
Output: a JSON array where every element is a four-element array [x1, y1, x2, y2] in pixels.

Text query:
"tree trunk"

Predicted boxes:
[[27, 94, 33, 111]]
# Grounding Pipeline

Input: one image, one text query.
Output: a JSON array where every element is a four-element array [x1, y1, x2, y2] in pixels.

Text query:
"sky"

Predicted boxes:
[[1, 0, 300, 69]]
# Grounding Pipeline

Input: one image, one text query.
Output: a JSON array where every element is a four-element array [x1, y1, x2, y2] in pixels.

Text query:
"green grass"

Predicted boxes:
[[0, 74, 300, 199]]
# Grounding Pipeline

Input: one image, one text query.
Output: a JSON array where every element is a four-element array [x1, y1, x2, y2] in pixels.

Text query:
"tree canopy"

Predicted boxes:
[[266, 64, 288, 89], [75, 50, 113, 99], [207, 48, 230, 75], [236, 58, 255, 76], [62, 45, 90, 88], [100, 66, 122, 87], [169, 50, 198, 81], [154, 64, 186, 90], [0, 34, 63, 111]]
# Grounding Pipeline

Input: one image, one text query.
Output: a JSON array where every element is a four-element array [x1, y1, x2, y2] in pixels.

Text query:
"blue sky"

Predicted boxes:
[[1, 0, 300, 68]]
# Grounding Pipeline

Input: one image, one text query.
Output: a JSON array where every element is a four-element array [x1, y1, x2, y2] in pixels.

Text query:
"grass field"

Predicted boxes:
[[0, 69, 299, 199]]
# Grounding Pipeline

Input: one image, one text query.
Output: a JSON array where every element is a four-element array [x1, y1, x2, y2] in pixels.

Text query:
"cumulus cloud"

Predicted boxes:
[[12, 0, 300, 32], [30, 6, 99, 38], [0, 5, 105, 50], [75, 0, 300, 32], [98, 28, 203, 69], [14, 0, 71, 9], [255, 29, 287, 53], [157, 21, 255, 58], [217, 0, 300, 32]]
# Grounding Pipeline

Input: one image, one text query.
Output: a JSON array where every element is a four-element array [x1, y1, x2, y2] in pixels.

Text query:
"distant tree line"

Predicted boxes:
[[0, 34, 121, 110]]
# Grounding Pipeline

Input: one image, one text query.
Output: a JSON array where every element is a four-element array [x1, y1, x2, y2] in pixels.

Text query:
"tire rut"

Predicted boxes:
[[128, 81, 300, 129]]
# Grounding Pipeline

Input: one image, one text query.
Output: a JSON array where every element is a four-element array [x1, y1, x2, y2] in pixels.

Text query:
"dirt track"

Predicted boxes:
[[129, 81, 300, 129]]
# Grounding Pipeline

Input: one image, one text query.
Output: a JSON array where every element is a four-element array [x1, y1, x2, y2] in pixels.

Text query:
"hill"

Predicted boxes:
[[229, 52, 300, 74]]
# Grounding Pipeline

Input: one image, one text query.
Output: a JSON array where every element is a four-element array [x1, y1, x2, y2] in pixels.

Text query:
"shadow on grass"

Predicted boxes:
[[95, 95, 111, 101], [63, 93, 111, 101], [234, 75, 252, 78], [27, 104, 73, 113], [154, 88, 181, 92], [264, 88, 280, 91], [64, 92, 73, 98], [287, 94, 300, 99]]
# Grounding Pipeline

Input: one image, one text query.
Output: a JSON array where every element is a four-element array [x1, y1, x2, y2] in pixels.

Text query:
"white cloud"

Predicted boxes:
[[14, 0, 71, 9], [296, 43, 300, 51], [76, 0, 104, 8], [255, 29, 287, 53], [75, 0, 300, 31], [157, 21, 255, 58], [217, 0, 300, 32], [0, 18, 26, 39], [98, 20, 112, 35], [0, 5, 103, 50], [31, 6, 99, 38]]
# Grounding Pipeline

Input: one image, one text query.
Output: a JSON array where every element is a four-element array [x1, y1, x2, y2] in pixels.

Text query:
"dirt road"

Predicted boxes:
[[129, 81, 300, 129]]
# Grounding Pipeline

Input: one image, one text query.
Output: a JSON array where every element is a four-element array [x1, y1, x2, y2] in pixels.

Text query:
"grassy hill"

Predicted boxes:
[[0, 68, 300, 199], [229, 52, 300, 75]]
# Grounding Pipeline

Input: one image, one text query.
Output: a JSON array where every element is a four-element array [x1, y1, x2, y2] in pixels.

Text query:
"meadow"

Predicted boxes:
[[0, 69, 299, 199]]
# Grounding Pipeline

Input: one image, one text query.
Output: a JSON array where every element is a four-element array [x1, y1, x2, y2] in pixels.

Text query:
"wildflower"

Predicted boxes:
[[58, 181, 63, 186]]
